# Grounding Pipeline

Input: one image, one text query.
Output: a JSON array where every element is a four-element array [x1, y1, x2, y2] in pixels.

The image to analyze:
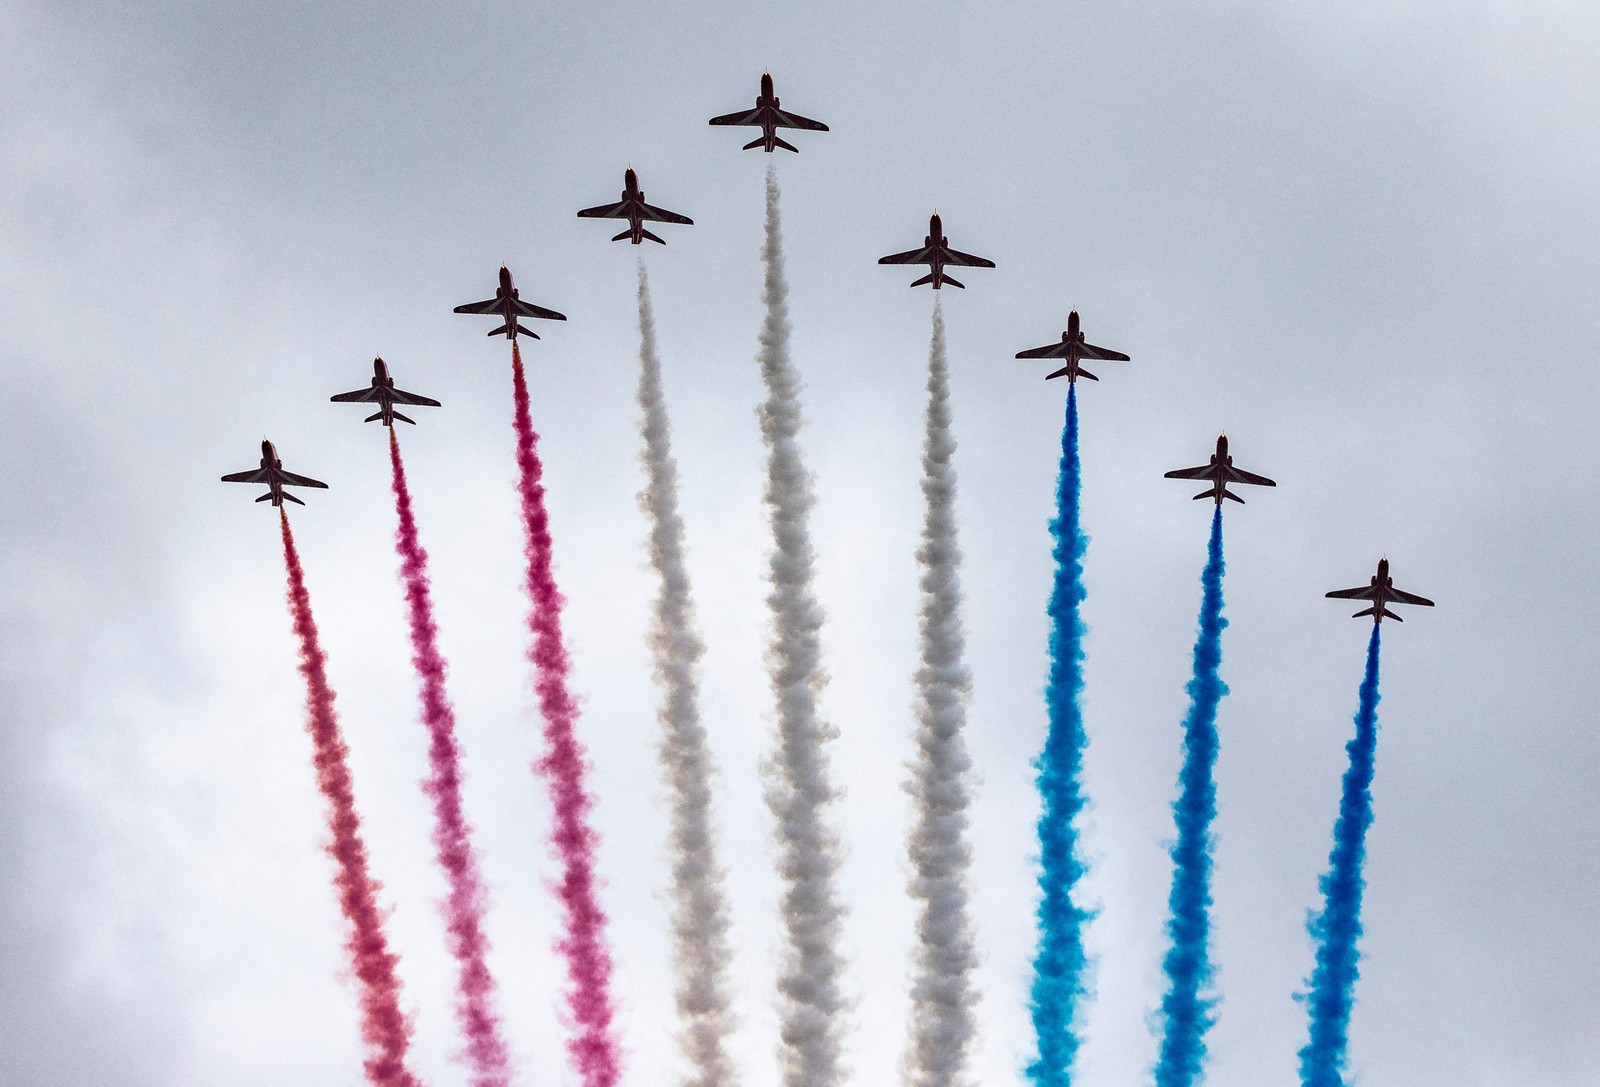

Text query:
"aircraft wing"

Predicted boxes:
[[1224, 465, 1276, 487], [330, 388, 382, 404], [774, 109, 829, 132], [453, 298, 502, 315], [640, 202, 693, 225], [221, 469, 269, 484], [879, 246, 933, 266], [576, 201, 629, 220], [943, 247, 996, 269], [1163, 465, 1215, 481], [1389, 587, 1435, 607], [1325, 586, 1377, 601], [1015, 342, 1068, 359], [512, 299, 568, 321], [390, 388, 442, 408], [1079, 341, 1131, 362], [279, 470, 329, 490], [709, 108, 763, 127]]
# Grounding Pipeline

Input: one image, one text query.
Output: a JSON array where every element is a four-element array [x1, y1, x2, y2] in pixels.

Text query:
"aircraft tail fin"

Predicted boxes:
[[282, 491, 306, 506], [1352, 606, 1402, 622], [488, 323, 510, 338], [364, 410, 385, 424], [612, 228, 634, 242], [1223, 488, 1245, 504], [1193, 488, 1218, 502], [910, 273, 936, 288], [1077, 366, 1098, 381], [771, 134, 799, 153], [514, 323, 541, 340], [392, 410, 416, 426], [640, 228, 666, 245], [743, 136, 768, 151], [943, 274, 966, 289], [255, 492, 273, 503]]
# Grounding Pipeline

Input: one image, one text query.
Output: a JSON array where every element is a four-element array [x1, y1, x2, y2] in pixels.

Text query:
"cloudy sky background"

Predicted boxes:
[[3, 2, 1597, 1084]]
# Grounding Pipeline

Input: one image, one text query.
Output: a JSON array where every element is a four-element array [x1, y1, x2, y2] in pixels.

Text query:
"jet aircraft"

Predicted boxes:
[[577, 167, 693, 245], [1164, 434, 1277, 505], [709, 72, 829, 153], [330, 358, 441, 427], [221, 439, 329, 507], [453, 266, 567, 340], [878, 213, 995, 289], [1015, 310, 1130, 382], [1326, 558, 1435, 623]]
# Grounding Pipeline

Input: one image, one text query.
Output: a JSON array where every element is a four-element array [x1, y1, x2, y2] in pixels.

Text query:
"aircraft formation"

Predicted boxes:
[[223, 69, 1433, 621]]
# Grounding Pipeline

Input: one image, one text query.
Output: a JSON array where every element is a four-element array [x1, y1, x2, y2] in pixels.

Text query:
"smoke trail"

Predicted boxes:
[[387, 428, 513, 1087], [755, 163, 850, 1087], [634, 263, 738, 1087], [1152, 508, 1227, 1087], [903, 300, 979, 1087], [1297, 627, 1383, 1087], [509, 341, 623, 1087], [277, 509, 424, 1087], [1025, 385, 1094, 1087]]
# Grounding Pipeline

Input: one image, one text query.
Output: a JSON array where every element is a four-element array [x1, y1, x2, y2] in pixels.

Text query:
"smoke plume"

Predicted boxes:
[[388, 428, 514, 1086], [902, 300, 979, 1087], [1026, 386, 1095, 1087], [1297, 626, 1383, 1087], [634, 263, 739, 1087], [278, 509, 424, 1087], [510, 342, 623, 1087], [755, 164, 850, 1087], [1152, 507, 1227, 1087]]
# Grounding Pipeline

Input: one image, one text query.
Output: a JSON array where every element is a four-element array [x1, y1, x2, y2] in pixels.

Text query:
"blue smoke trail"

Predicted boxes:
[[1153, 508, 1227, 1087], [1297, 626, 1383, 1087], [1026, 385, 1095, 1087]]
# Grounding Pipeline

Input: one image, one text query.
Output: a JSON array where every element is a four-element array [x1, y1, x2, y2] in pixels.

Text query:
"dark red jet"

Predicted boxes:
[[1015, 310, 1130, 383], [709, 72, 829, 153], [577, 167, 693, 245], [221, 439, 328, 507], [453, 265, 567, 341], [878, 213, 995, 289], [1326, 558, 1435, 624], [1164, 435, 1277, 505], [330, 357, 441, 427]]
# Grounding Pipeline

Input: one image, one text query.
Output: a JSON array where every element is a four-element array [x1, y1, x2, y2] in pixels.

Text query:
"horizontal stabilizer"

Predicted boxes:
[[392, 410, 416, 425], [282, 491, 306, 506], [1223, 488, 1245, 504], [641, 228, 665, 245], [364, 410, 384, 423], [516, 322, 540, 339], [772, 134, 799, 153], [612, 228, 634, 242], [1045, 364, 1097, 381], [488, 323, 509, 337], [255, 492, 273, 503], [743, 135, 768, 151], [910, 272, 935, 287], [944, 274, 965, 289], [1192, 488, 1216, 502]]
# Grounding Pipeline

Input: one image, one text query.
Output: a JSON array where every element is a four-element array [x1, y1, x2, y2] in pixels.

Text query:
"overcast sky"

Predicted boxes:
[[3, 2, 1598, 1085]]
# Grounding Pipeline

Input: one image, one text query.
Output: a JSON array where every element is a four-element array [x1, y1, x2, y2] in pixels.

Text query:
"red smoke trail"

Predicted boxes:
[[509, 341, 622, 1087], [388, 428, 514, 1087], [278, 509, 424, 1087]]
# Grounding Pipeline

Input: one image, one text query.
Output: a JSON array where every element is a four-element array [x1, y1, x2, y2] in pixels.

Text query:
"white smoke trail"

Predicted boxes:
[[902, 300, 979, 1087], [634, 263, 739, 1087], [755, 164, 850, 1087]]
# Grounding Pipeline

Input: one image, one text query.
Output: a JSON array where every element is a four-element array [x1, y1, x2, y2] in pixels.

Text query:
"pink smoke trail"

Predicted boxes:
[[509, 341, 622, 1087], [388, 428, 514, 1087], [278, 508, 425, 1087]]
